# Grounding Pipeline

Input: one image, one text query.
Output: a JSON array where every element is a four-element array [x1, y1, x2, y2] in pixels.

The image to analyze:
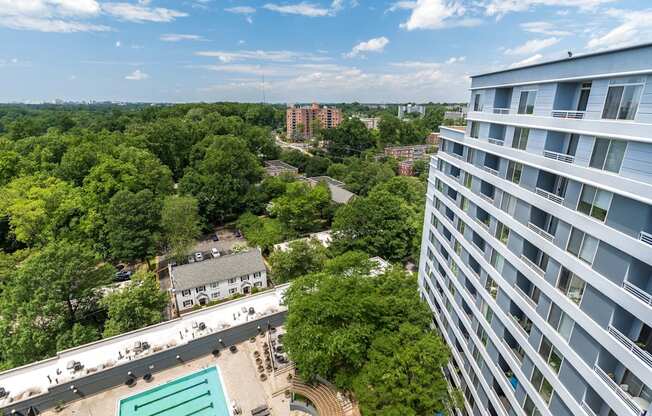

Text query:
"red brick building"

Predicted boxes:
[[286, 103, 342, 140], [398, 160, 414, 176]]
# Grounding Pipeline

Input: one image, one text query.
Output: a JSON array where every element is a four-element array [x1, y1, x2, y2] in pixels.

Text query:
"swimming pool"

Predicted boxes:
[[118, 366, 230, 416]]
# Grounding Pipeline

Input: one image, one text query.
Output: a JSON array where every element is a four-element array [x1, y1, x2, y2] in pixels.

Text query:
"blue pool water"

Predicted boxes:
[[118, 366, 229, 416]]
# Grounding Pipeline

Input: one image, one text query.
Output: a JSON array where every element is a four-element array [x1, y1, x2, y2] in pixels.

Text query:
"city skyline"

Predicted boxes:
[[1, 0, 651, 103]]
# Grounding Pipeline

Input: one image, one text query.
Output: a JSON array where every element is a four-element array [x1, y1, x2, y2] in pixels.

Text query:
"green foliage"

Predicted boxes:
[[161, 195, 201, 262], [269, 239, 328, 283], [268, 181, 332, 234], [101, 271, 168, 337], [105, 189, 161, 263], [180, 136, 263, 223], [326, 158, 395, 196], [236, 213, 291, 254], [324, 118, 375, 158], [378, 114, 430, 148], [323, 251, 374, 276], [245, 174, 295, 214], [0, 240, 112, 368]]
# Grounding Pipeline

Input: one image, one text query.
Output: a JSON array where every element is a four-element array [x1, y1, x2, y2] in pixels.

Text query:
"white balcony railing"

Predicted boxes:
[[451, 152, 464, 160], [535, 187, 565, 204], [623, 280, 652, 306], [520, 254, 545, 276], [593, 365, 644, 416], [581, 401, 597, 416], [527, 222, 555, 242], [488, 138, 505, 146], [480, 193, 494, 203], [551, 110, 585, 119], [608, 325, 652, 368], [639, 231, 652, 246], [543, 150, 575, 164], [482, 165, 499, 176], [513, 283, 537, 307], [491, 107, 511, 114], [474, 217, 490, 229]]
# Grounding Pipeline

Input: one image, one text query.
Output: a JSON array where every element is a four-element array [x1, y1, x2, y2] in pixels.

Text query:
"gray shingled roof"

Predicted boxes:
[[307, 176, 355, 204], [170, 249, 266, 291]]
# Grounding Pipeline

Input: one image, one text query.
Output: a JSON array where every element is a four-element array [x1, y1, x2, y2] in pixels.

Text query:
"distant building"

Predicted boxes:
[[354, 116, 381, 130], [170, 249, 267, 311], [398, 160, 414, 176], [384, 144, 431, 161], [301, 176, 355, 204], [273, 230, 333, 252], [444, 104, 468, 121], [264, 160, 299, 177], [398, 104, 425, 119], [426, 132, 441, 146], [286, 103, 342, 140]]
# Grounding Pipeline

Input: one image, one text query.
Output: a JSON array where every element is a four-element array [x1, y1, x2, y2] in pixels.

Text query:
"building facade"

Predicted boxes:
[[264, 160, 299, 177], [355, 116, 381, 129], [286, 103, 342, 140], [418, 44, 652, 416], [385, 144, 431, 160], [398, 103, 426, 119], [170, 249, 268, 312]]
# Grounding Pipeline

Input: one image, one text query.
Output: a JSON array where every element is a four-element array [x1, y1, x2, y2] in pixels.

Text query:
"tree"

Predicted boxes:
[[161, 195, 201, 262], [352, 323, 451, 416], [57, 142, 100, 186], [323, 251, 375, 276], [303, 156, 331, 177], [0, 240, 112, 368], [326, 158, 395, 196], [325, 118, 374, 158], [331, 190, 417, 261], [268, 181, 331, 233], [283, 269, 440, 391], [269, 239, 327, 283], [236, 213, 290, 254], [179, 136, 263, 223], [101, 271, 168, 337], [105, 189, 161, 264]]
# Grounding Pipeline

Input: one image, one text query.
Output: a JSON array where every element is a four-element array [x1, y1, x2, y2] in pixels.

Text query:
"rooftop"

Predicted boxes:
[[263, 160, 297, 170], [170, 249, 266, 291], [304, 176, 355, 204]]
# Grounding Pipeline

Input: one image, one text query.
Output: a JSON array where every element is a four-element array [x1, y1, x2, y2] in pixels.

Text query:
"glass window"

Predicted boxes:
[[548, 304, 574, 341], [518, 90, 537, 114], [512, 128, 529, 150], [506, 161, 522, 184], [501, 193, 517, 215], [577, 184, 612, 221], [523, 397, 541, 416], [590, 138, 627, 173], [473, 93, 484, 111], [463, 172, 472, 189], [557, 267, 586, 305], [567, 228, 598, 265], [181, 289, 191, 296], [602, 83, 643, 120], [485, 276, 498, 299], [539, 337, 563, 374], [496, 222, 510, 244], [470, 121, 480, 138], [491, 249, 505, 273]]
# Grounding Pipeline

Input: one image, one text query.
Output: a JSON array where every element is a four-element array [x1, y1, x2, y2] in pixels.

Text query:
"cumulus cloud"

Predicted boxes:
[[401, 0, 482, 31], [125, 69, 149, 80], [103, 2, 187, 22], [520, 21, 572, 36], [509, 53, 544, 68], [386, 1, 417, 13], [225, 6, 256, 14], [446, 56, 466, 64], [160, 34, 205, 42], [195, 49, 329, 63], [504, 37, 560, 55], [586, 9, 652, 50], [0, 0, 110, 32], [483, 0, 614, 18], [345, 37, 389, 58], [262, 2, 330, 17]]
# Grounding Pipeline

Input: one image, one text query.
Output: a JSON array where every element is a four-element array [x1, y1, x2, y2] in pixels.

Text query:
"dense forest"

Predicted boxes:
[[0, 101, 444, 370]]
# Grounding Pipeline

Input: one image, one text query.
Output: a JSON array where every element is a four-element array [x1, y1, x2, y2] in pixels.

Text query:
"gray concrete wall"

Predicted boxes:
[[0, 311, 287, 415]]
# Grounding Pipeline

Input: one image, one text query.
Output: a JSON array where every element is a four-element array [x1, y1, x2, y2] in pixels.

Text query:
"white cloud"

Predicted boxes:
[[225, 6, 256, 14], [586, 9, 652, 50], [125, 69, 149, 80], [386, 1, 417, 13], [346, 36, 389, 58], [103, 3, 187, 22], [115, 40, 121, 47], [160, 33, 205, 42], [520, 21, 572, 36], [391, 61, 441, 69], [446, 56, 466, 64], [504, 37, 560, 55], [262, 2, 330, 17], [483, 0, 614, 19], [0, 0, 109, 32], [196, 49, 329, 63], [401, 0, 482, 31], [509, 53, 544, 68]]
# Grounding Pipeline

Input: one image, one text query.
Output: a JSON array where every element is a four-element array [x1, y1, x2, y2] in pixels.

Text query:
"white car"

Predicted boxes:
[[194, 252, 203, 262], [211, 248, 220, 258]]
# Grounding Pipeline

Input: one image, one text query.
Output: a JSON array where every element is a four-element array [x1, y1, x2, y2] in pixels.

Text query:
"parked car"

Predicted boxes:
[[211, 248, 220, 258], [194, 252, 203, 261], [114, 270, 132, 282], [212, 233, 219, 241]]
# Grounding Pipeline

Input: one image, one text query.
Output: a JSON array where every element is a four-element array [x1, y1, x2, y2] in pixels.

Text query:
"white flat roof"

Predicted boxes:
[[0, 285, 288, 406]]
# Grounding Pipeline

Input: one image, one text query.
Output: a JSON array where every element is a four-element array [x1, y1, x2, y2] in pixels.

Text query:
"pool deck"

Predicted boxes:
[[43, 334, 292, 416]]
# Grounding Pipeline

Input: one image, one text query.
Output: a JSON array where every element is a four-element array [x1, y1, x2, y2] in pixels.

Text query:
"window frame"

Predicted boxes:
[[512, 127, 529, 150], [518, 90, 538, 115], [601, 79, 645, 121], [566, 227, 599, 265], [589, 137, 627, 174], [506, 161, 523, 184], [576, 183, 613, 222]]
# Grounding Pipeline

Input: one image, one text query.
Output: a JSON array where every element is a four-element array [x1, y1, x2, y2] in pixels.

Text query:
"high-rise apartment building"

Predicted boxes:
[[418, 44, 652, 416], [286, 103, 342, 140]]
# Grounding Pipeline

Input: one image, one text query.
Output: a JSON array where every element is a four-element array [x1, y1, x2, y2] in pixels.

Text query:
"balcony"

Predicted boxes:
[[482, 165, 499, 176], [581, 401, 597, 416], [513, 283, 537, 307], [593, 365, 644, 416], [535, 187, 565, 205], [622, 280, 652, 306], [488, 138, 504, 146], [520, 254, 545, 276], [527, 222, 555, 242], [474, 216, 490, 229], [543, 149, 575, 164], [551, 110, 585, 119], [608, 325, 652, 368], [639, 231, 652, 246], [491, 107, 510, 115]]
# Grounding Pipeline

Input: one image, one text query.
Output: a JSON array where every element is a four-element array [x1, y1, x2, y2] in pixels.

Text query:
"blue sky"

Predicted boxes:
[[0, 0, 650, 103]]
